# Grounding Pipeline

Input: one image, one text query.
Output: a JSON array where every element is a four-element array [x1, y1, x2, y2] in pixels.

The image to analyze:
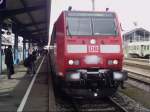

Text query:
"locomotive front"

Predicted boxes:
[[54, 11, 127, 98]]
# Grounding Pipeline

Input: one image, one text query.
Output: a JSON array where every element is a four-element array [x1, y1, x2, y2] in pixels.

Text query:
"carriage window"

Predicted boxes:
[[134, 46, 136, 50], [147, 46, 149, 50], [144, 46, 146, 50], [67, 17, 92, 36]]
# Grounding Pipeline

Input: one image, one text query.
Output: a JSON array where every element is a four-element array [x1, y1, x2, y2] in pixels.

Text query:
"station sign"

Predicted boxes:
[[0, 0, 6, 9]]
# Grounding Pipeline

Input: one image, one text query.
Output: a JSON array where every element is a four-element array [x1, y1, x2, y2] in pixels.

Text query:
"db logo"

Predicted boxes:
[[0, 0, 3, 4], [88, 45, 99, 52]]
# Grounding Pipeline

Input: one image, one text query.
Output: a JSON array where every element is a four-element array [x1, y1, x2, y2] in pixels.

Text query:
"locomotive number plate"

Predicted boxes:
[[88, 45, 99, 52]]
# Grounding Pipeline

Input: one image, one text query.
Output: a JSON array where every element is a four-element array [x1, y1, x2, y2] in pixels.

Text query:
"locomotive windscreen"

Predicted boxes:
[[66, 11, 118, 36]]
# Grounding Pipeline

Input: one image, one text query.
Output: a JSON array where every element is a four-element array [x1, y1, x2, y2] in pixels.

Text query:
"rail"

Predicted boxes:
[[109, 97, 129, 112], [125, 70, 150, 85], [125, 58, 149, 63], [68, 97, 130, 112], [124, 58, 150, 71]]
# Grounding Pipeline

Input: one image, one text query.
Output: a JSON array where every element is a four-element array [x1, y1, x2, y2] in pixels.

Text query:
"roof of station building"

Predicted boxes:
[[123, 28, 150, 37]]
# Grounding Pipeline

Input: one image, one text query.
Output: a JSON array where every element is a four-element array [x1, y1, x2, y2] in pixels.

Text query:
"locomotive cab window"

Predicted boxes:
[[67, 17, 92, 36], [66, 12, 118, 36], [92, 18, 117, 36]]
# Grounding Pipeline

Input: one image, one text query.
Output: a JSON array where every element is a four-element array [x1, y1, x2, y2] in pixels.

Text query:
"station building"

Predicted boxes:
[[122, 28, 150, 57], [123, 28, 150, 44]]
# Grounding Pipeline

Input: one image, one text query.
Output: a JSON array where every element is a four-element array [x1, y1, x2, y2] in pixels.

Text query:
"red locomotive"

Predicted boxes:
[[50, 10, 127, 98]]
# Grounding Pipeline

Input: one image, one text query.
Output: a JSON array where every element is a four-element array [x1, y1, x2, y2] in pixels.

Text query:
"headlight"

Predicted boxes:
[[113, 60, 118, 64], [68, 60, 74, 65], [108, 60, 118, 65], [68, 60, 80, 65]]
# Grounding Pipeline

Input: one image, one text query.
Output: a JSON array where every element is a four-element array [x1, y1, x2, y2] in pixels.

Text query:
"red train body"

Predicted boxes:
[[50, 11, 127, 98]]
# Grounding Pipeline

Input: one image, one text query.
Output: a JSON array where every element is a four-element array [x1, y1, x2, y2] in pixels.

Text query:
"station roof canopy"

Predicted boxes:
[[1, 0, 51, 46]]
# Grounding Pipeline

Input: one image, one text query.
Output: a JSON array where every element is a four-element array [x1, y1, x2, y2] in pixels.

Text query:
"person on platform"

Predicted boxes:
[[5, 45, 14, 79], [31, 49, 37, 74], [26, 48, 36, 75]]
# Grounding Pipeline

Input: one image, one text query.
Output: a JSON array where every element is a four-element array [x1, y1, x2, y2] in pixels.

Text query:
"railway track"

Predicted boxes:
[[123, 69, 150, 94], [126, 70, 150, 85], [54, 90, 130, 112], [124, 58, 150, 70], [124, 58, 150, 86], [54, 87, 150, 112], [123, 61, 150, 85], [123, 63, 150, 94], [125, 58, 150, 63]]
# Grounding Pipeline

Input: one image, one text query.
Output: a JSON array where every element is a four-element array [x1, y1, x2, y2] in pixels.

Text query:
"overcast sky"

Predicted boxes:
[[50, 0, 150, 34]]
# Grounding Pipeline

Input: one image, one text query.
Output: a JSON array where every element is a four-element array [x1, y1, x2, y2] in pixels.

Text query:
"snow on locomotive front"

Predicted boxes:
[[51, 11, 127, 98]]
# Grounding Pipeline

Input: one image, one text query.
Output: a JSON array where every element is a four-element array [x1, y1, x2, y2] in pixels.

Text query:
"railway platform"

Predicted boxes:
[[0, 0, 51, 111], [0, 62, 31, 111], [0, 56, 56, 112]]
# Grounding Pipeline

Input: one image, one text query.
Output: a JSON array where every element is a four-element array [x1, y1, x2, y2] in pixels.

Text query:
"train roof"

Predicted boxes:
[[63, 10, 116, 17]]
